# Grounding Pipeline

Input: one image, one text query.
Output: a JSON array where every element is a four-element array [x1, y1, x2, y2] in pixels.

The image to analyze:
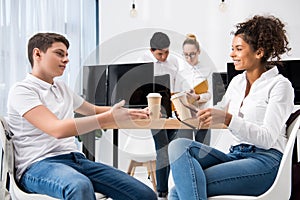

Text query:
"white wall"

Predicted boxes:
[[98, 0, 300, 71]]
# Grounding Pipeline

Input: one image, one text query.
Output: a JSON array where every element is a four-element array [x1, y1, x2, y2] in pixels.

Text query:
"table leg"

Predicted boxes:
[[113, 129, 119, 168], [81, 131, 95, 161]]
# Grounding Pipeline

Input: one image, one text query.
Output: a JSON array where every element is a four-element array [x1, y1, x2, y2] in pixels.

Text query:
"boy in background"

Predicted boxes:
[[139, 32, 192, 199]]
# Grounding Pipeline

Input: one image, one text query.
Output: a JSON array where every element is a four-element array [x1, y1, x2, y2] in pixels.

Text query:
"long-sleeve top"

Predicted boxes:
[[175, 60, 213, 108], [215, 66, 294, 153]]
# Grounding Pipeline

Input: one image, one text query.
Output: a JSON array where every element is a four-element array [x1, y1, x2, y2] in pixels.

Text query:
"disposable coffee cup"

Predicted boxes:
[[147, 93, 162, 120], [171, 92, 192, 121]]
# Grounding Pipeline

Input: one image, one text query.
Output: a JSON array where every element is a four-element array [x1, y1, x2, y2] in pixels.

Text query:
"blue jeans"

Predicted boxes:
[[151, 129, 193, 194], [168, 138, 282, 200], [19, 152, 157, 200]]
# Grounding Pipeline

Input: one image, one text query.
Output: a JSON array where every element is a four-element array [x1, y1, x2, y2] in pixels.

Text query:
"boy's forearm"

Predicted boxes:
[[74, 111, 114, 136]]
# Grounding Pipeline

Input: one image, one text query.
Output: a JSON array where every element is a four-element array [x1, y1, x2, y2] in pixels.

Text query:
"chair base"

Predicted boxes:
[[127, 159, 157, 191]]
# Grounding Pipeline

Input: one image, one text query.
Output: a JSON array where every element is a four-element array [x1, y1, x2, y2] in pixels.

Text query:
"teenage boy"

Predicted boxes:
[[7, 32, 157, 200]]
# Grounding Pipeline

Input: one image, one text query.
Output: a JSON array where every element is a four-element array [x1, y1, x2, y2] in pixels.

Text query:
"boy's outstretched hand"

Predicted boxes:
[[110, 100, 150, 126]]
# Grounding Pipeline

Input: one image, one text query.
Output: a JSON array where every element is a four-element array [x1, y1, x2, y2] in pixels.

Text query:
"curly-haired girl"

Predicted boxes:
[[168, 15, 294, 200]]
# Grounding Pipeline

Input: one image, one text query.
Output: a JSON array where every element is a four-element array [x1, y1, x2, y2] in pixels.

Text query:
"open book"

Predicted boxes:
[[171, 80, 208, 111]]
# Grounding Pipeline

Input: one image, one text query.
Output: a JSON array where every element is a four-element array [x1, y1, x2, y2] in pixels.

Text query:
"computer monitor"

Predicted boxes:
[[107, 62, 154, 108], [278, 60, 300, 105], [226, 63, 244, 85], [83, 62, 176, 111], [212, 72, 227, 105], [227, 60, 300, 104], [83, 62, 154, 108], [83, 64, 107, 106]]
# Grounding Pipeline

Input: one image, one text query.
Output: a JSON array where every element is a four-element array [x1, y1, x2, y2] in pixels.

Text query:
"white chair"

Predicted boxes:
[[208, 112, 300, 200], [0, 116, 106, 200], [121, 129, 157, 191]]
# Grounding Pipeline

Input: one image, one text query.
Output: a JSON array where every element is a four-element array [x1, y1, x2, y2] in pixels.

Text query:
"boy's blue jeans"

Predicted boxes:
[[19, 152, 157, 200], [168, 138, 282, 200]]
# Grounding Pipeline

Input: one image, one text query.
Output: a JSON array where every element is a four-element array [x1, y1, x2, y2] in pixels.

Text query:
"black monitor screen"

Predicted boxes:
[[227, 60, 300, 104], [278, 60, 300, 104], [83, 65, 107, 106], [226, 63, 244, 86], [108, 62, 154, 108]]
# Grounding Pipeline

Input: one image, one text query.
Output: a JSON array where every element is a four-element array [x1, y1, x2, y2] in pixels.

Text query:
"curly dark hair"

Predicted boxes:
[[234, 15, 291, 64]]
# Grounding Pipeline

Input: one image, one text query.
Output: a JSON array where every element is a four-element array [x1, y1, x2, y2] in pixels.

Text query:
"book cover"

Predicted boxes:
[[194, 79, 208, 94]]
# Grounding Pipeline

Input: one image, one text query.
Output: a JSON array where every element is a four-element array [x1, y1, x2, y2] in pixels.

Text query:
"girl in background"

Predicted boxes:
[[176, 34, 212, 144]]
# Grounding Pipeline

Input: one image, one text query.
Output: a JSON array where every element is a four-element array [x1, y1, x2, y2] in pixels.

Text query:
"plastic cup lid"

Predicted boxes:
[[147, 93, 162, 98]]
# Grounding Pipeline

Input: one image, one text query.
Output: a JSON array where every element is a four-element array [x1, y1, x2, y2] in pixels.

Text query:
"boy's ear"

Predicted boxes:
[[33, 48, 41, 58]]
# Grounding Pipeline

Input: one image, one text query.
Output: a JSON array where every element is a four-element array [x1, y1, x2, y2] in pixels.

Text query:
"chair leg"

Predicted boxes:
[[147, 160, 157, 192], [151, 160, 157, 182], [127, 160, 135, 176], [146, 161, 151, 179], [131, 166, 136, 176]]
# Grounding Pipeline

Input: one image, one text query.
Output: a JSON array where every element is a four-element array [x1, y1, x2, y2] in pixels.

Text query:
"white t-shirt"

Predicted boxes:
[[7, 74, 84, 180], [215, 66, 294, 153], [139, 50, 180, 93]]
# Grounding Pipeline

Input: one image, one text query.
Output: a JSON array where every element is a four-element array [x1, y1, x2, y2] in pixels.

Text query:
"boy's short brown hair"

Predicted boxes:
[[27, 32, 69, 67], [150, 32, 170, 51]]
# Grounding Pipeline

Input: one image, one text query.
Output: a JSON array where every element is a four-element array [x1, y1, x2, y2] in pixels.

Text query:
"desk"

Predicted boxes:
[[82, 118, 225, 167], [102, 118, 225, 130]]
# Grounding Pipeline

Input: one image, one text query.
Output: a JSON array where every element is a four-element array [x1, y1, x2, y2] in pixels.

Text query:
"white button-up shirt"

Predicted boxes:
[[175, 60, 213, 106], [139, 50, 179, 93], [215, 66, 295, 153]]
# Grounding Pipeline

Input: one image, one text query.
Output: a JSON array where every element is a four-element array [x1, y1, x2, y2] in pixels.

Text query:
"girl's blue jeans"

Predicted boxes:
[[19, 152, 157, 200], [168, 138, 282, 200]]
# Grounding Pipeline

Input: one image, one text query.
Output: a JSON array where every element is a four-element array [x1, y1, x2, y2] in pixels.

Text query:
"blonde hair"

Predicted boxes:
[[183, 33, 200, 51]]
